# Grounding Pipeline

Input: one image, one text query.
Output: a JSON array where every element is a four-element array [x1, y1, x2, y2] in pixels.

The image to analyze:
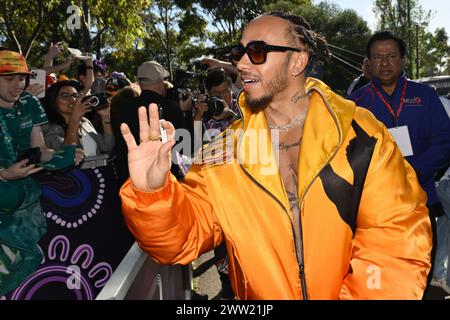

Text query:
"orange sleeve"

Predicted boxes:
[[120, 164, 223, 265], [340, 122, 432, 300]]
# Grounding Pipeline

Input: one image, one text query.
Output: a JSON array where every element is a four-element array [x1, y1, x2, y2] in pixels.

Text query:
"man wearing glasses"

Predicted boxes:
[[119, 13, 431, 299], [349, 31, 450, 296]]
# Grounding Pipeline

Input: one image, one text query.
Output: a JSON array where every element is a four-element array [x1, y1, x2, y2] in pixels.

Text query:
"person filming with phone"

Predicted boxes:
[[0, 49, 82, 295], [41, 81, 114, 156]]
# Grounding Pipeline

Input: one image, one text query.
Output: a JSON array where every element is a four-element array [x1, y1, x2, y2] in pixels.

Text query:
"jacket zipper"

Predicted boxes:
[[239, 164, 308, 300], [235, 87, 342, 300]]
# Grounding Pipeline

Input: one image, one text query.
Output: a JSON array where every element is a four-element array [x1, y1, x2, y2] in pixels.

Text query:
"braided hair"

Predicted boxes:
[[263, 12, 330, 69]]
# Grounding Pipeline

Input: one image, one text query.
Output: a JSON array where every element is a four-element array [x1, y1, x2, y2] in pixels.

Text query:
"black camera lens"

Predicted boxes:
[[206, 96, 224, 117]]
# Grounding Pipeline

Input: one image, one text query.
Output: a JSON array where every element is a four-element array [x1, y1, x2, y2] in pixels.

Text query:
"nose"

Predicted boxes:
[[237, 51, 252, 73]]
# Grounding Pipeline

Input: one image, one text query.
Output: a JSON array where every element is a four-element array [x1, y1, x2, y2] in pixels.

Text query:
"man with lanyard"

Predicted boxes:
[[0, 49, 79, 295], [349, 31, 450, 291]]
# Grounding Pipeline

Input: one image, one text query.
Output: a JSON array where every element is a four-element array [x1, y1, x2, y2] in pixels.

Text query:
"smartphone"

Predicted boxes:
[[81, 92, 108, 108], [29, 69, 46, 98], [17, 147, 41, 165]]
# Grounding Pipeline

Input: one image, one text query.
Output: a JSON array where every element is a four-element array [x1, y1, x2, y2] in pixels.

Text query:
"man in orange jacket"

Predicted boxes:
[[119, 12, 432, 299]]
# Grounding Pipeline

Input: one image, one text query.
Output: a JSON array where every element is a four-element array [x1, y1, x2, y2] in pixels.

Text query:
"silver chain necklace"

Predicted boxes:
[[267, 92, 309, 132], [268, 111, 307, 131]]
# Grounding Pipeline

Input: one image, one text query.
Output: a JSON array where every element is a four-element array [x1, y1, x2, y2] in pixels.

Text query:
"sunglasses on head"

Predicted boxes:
[[230, 41, 301, 65]]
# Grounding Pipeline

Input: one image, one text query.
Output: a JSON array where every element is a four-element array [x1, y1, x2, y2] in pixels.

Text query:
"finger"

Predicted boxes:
[[148, 103, 161, 139], [120, 123, 138, 150], [16, 159, 29, 167], [138, 106, 151, 143], [160, 120, 176, 141], [27, 166, 44, 175], [158, 140, 176, 167]]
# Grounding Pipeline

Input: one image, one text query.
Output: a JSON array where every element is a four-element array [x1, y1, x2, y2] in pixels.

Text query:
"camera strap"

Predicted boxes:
[[0, 108, 18, 161]]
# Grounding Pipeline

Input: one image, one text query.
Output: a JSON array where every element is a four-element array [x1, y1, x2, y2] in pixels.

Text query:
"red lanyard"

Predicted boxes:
[[370, 80, 408, 123]]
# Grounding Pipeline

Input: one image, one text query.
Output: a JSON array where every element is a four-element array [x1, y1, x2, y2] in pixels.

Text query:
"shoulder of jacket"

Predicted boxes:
[[193, 127, 237, 167]]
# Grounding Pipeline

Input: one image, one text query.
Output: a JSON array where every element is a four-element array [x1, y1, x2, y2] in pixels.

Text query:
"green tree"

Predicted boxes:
[[373, 0, 434, 78], [421, 28, 450, 76], [276, 1, 371, 95], [0, 0, 64, 58], [140, 0, 208, 77], [71, 0, 149, 56]]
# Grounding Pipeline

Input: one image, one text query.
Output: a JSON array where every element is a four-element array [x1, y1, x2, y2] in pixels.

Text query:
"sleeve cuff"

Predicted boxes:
[[131, 173, 173, 205]]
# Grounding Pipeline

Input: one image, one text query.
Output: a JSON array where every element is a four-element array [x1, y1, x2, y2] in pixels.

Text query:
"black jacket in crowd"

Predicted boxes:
[[111, 89, 187, 186]]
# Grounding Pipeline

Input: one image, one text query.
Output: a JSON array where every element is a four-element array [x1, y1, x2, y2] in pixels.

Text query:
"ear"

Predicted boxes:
[[291, 51, 309, 77]]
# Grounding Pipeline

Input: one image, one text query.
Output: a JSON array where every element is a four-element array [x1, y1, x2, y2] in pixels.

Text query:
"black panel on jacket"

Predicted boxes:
[[319, 120, 377, 234]]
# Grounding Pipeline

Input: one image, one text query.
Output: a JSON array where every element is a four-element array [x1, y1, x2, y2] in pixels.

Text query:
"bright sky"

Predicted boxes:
[[314, 0, 450, 34]]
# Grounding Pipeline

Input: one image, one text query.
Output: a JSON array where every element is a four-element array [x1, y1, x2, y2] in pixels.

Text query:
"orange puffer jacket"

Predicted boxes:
[[120, 78, 432, 300]]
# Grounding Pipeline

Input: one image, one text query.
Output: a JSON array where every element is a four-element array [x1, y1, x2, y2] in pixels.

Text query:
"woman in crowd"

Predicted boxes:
[[41, 80, 114, 156]]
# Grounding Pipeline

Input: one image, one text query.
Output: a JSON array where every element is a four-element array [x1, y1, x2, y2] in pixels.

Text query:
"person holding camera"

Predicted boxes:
[[41, 80, 114, 157], [191, 68, 239, 299], [193, 69, 239, 142], [0, 50, 81, 295]]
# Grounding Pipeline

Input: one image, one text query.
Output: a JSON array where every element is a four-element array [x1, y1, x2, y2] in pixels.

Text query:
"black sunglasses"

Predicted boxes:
[[230, 41, 301, 65]]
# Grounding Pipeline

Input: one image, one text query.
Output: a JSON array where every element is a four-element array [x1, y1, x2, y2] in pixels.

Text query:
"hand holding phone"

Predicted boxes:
[[28, 69, 46, 98], [17, 147, 41, 166]]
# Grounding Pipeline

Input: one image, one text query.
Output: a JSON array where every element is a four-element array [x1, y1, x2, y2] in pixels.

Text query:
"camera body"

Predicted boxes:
[[192, 95, 225, 118], [81, 92, 108, 108], [205, 96, 225, 118]]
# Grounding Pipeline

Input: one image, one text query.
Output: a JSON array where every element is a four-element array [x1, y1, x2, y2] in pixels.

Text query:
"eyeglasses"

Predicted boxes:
[[230, 41, 301, 65], [371, 53, 400, 64], [58, 92, 82, 100]]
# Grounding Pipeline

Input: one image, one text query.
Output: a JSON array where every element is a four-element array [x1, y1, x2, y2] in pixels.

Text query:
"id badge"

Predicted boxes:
[[388, 126, 413, 157]]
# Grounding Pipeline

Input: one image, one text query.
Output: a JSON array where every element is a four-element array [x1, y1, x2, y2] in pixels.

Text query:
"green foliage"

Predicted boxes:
[[279, 1, 372, 94], [0, 0, 64, 58], [1, 0, 447, 86], [372, 0, 450, 78]]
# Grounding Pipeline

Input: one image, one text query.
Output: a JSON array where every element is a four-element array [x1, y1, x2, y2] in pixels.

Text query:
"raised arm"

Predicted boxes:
[[120, 104, 223, 264]]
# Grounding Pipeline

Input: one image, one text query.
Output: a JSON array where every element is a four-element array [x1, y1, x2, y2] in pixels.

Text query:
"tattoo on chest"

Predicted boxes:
[[286, 165, 300, 213]]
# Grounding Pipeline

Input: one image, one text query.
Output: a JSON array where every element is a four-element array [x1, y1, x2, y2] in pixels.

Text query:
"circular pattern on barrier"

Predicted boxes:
[[42, 169, 105, 229]]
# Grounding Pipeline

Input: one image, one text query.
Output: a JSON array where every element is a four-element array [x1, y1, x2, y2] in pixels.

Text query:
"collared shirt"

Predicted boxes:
[[0, 92, 47, 165]]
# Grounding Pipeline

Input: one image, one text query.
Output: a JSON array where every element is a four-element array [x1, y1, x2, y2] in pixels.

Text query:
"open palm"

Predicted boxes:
[[120, 104, 176, 191]]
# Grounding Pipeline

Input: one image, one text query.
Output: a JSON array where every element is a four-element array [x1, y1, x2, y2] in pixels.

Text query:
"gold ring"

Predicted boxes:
[[140, 135, 161, 143]]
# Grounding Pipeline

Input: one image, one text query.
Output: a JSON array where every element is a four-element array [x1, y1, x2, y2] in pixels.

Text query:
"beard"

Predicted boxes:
[[245, 58, 290, 113]]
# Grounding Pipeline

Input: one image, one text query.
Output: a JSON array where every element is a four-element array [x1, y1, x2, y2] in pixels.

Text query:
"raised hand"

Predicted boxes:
[[24, 83, 45, 97], [68, 95, 96, 124], [120, 104, 176, 191]]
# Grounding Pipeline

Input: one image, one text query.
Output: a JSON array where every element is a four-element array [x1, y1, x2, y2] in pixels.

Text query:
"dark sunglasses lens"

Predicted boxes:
[[231, 45, 244, 62], [247, 42, 266, 64]]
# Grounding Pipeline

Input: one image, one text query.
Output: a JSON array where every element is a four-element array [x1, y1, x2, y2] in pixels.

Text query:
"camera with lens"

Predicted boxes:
[[193, 95, 225, 118]]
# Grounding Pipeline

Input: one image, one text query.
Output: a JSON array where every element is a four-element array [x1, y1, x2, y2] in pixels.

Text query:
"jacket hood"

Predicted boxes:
[[234, 77, 357, 214]]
